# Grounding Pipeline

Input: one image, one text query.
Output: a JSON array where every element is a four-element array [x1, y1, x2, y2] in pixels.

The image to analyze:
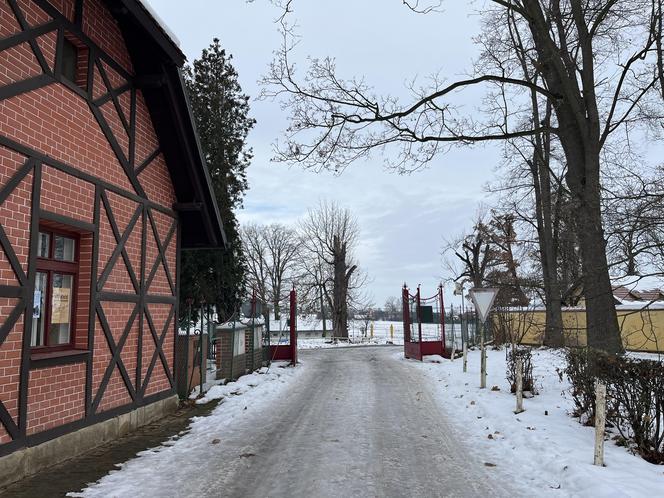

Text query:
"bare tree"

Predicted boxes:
[[241, 223, 270, 319], [299, 200, 363, 338], [351, 297, 376, 339], [480, 18, 569, 346], [443, 212, 500, 288], [241, 222, 300, 321], [482, 213, 530, 306], [384, 295, 402, 321], [604, 168, 664, 278], [261, 1, 664, 353], [295, 250, 331, 336]]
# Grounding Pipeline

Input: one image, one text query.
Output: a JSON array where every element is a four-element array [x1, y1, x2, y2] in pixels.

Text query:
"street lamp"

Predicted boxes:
[[469, 287, 499, 389]]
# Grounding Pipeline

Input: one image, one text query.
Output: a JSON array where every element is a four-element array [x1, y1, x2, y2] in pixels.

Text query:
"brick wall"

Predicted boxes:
[[93, 301, 136, 414], [0, 0, 179, 450], [175, 334, 207, 397], [144, 303, 174, 397], [0, 318, 22, 445], [26, 363, 86, 435], [216, 326, 265, 381], [245, 328, 264, 372], [41, 165, 95, 224], [216, 329, 248, 381], [74, 232, 92, 350]]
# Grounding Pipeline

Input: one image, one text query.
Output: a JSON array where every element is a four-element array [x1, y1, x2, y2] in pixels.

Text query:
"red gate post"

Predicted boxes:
[[417, 285, 423, 343], [402, 285, 410, 359], [439, 284, 446, 357], [290, 287, 297, 365], [402, 284, 410, 342]]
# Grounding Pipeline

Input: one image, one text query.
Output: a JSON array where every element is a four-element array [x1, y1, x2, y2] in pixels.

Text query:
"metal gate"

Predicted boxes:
[[402, 284, 450, 360], [266, 288, 298, 365]]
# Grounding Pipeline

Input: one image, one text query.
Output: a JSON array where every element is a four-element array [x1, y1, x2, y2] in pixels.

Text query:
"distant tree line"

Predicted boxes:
[[241, 200, 369, 339]]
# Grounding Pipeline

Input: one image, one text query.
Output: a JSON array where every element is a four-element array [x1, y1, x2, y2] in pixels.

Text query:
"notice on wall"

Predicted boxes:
[[33, 290, 42, 319], [235, 330, 245, 355], [51, 287, 71, 324], [254, 328, 262, 350]]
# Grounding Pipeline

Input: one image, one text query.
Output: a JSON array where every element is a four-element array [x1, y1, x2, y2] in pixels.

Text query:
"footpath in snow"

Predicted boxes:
[[410, 347, 664, 497], [69, 362, 303, 497]]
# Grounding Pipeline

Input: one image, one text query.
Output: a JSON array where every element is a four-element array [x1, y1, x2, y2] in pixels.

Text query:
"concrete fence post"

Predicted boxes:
[[515, 357, 524, 414], [450, 327, 455, 362], [594, 380, 607, 466], [480, 322, 487, 389]]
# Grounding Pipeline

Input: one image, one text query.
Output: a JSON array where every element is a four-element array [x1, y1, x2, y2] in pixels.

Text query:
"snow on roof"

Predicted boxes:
[[613, 286, 637, 301], [616, 300, 664, 310], [611, 274, 664, 295], [136, 0, 181, 48]]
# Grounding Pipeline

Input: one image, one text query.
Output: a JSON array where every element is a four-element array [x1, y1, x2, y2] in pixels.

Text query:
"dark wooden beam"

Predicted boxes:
[[173, 202, 203, 212]]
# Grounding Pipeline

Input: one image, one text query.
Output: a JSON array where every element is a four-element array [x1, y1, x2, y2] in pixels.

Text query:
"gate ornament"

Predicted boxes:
[[469, 288, 499, 323]]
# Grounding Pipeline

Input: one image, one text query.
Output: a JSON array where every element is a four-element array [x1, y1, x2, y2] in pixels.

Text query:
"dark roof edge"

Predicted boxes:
[[116, 1, 227, 248], [119, 0, 186, 66], [172, 66, 228, 247]]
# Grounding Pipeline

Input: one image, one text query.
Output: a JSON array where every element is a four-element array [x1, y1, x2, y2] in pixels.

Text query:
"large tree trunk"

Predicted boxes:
[[524, 4, 623, 353], [537, 206, 565, 347], [320, 285, 327, 338], [542, 291, 564, 346], [332, 248, 349, 339], [527, 95, 565, 347], [273, 298, 281, 321], [561, 133, 623, 353], [576, 182, 623, 353], [331, 235, 355, 339], [531, 125, 565, 348]]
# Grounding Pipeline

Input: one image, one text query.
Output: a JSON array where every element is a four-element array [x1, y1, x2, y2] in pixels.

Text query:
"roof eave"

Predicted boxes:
[[117, 0, 186, 65], [174, 67, 227, 247]]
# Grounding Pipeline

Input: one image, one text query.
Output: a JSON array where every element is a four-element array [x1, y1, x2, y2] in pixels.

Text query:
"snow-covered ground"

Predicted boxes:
[[290, 319, 469, 349], [297, 336, 396, 349], [73, 347, 509, 497], [69, 362, 304, 498], [411, 347, 664, 497]]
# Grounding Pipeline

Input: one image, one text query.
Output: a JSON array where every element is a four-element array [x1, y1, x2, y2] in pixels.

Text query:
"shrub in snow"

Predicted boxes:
[[563, 348, 606, 424], [563, 348, 664, 464], [506, 346, 535, 394], [607, 357, 664, 464]]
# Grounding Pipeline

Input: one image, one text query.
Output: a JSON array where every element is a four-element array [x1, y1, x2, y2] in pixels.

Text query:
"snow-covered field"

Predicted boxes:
[[289, 319, 468, 349], [411, 348, 664, 497], [69, 362, 304, 498]]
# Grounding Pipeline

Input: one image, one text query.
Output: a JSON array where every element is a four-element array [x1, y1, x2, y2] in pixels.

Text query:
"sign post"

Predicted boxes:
[[469, 287, 499, 389], [454, 281, 468, 372]]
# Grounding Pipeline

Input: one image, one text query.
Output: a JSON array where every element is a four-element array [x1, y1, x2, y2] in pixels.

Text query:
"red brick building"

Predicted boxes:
[[0, 0, 224, 464]]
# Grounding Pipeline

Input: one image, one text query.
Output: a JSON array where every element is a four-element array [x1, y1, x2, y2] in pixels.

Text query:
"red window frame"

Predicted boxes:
[[32, 227, 80, 352]]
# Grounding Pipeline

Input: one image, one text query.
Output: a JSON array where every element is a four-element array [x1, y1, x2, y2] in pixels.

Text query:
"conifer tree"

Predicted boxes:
[[180, 38, 255, 322]]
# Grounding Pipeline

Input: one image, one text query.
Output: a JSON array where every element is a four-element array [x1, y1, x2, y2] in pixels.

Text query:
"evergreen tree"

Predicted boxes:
[[180, 38, 255, 322]]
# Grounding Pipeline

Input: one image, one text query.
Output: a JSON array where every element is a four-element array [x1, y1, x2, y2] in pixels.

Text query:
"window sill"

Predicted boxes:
[[30, 349, 90, 368]]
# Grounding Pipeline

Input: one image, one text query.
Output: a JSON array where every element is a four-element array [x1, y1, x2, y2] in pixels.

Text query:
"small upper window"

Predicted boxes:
[[62, 38, 78, 84], [61, 35, 88, 90]]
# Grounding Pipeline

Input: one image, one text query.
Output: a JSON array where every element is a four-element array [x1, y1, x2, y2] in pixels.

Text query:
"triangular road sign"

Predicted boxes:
[[469, 287, 499, 323]]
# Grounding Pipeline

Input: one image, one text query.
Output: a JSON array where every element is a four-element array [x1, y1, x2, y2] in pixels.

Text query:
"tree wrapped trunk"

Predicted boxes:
[[332, 235, 356, 339]]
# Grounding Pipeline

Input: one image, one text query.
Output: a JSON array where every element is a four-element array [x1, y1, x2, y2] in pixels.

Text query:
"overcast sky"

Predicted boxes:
[[146, 0, 500, 306]]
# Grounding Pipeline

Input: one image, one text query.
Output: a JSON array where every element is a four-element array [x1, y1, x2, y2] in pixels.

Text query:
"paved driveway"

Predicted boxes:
[[212, 346, 510, 498]]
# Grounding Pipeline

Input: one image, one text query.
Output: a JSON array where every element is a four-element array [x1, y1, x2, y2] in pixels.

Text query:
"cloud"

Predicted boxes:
[[147, 0, 499, 304]]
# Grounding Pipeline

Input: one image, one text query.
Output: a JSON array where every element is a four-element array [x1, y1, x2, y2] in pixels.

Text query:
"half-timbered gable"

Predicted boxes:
[[0, 0, 223, 466]]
